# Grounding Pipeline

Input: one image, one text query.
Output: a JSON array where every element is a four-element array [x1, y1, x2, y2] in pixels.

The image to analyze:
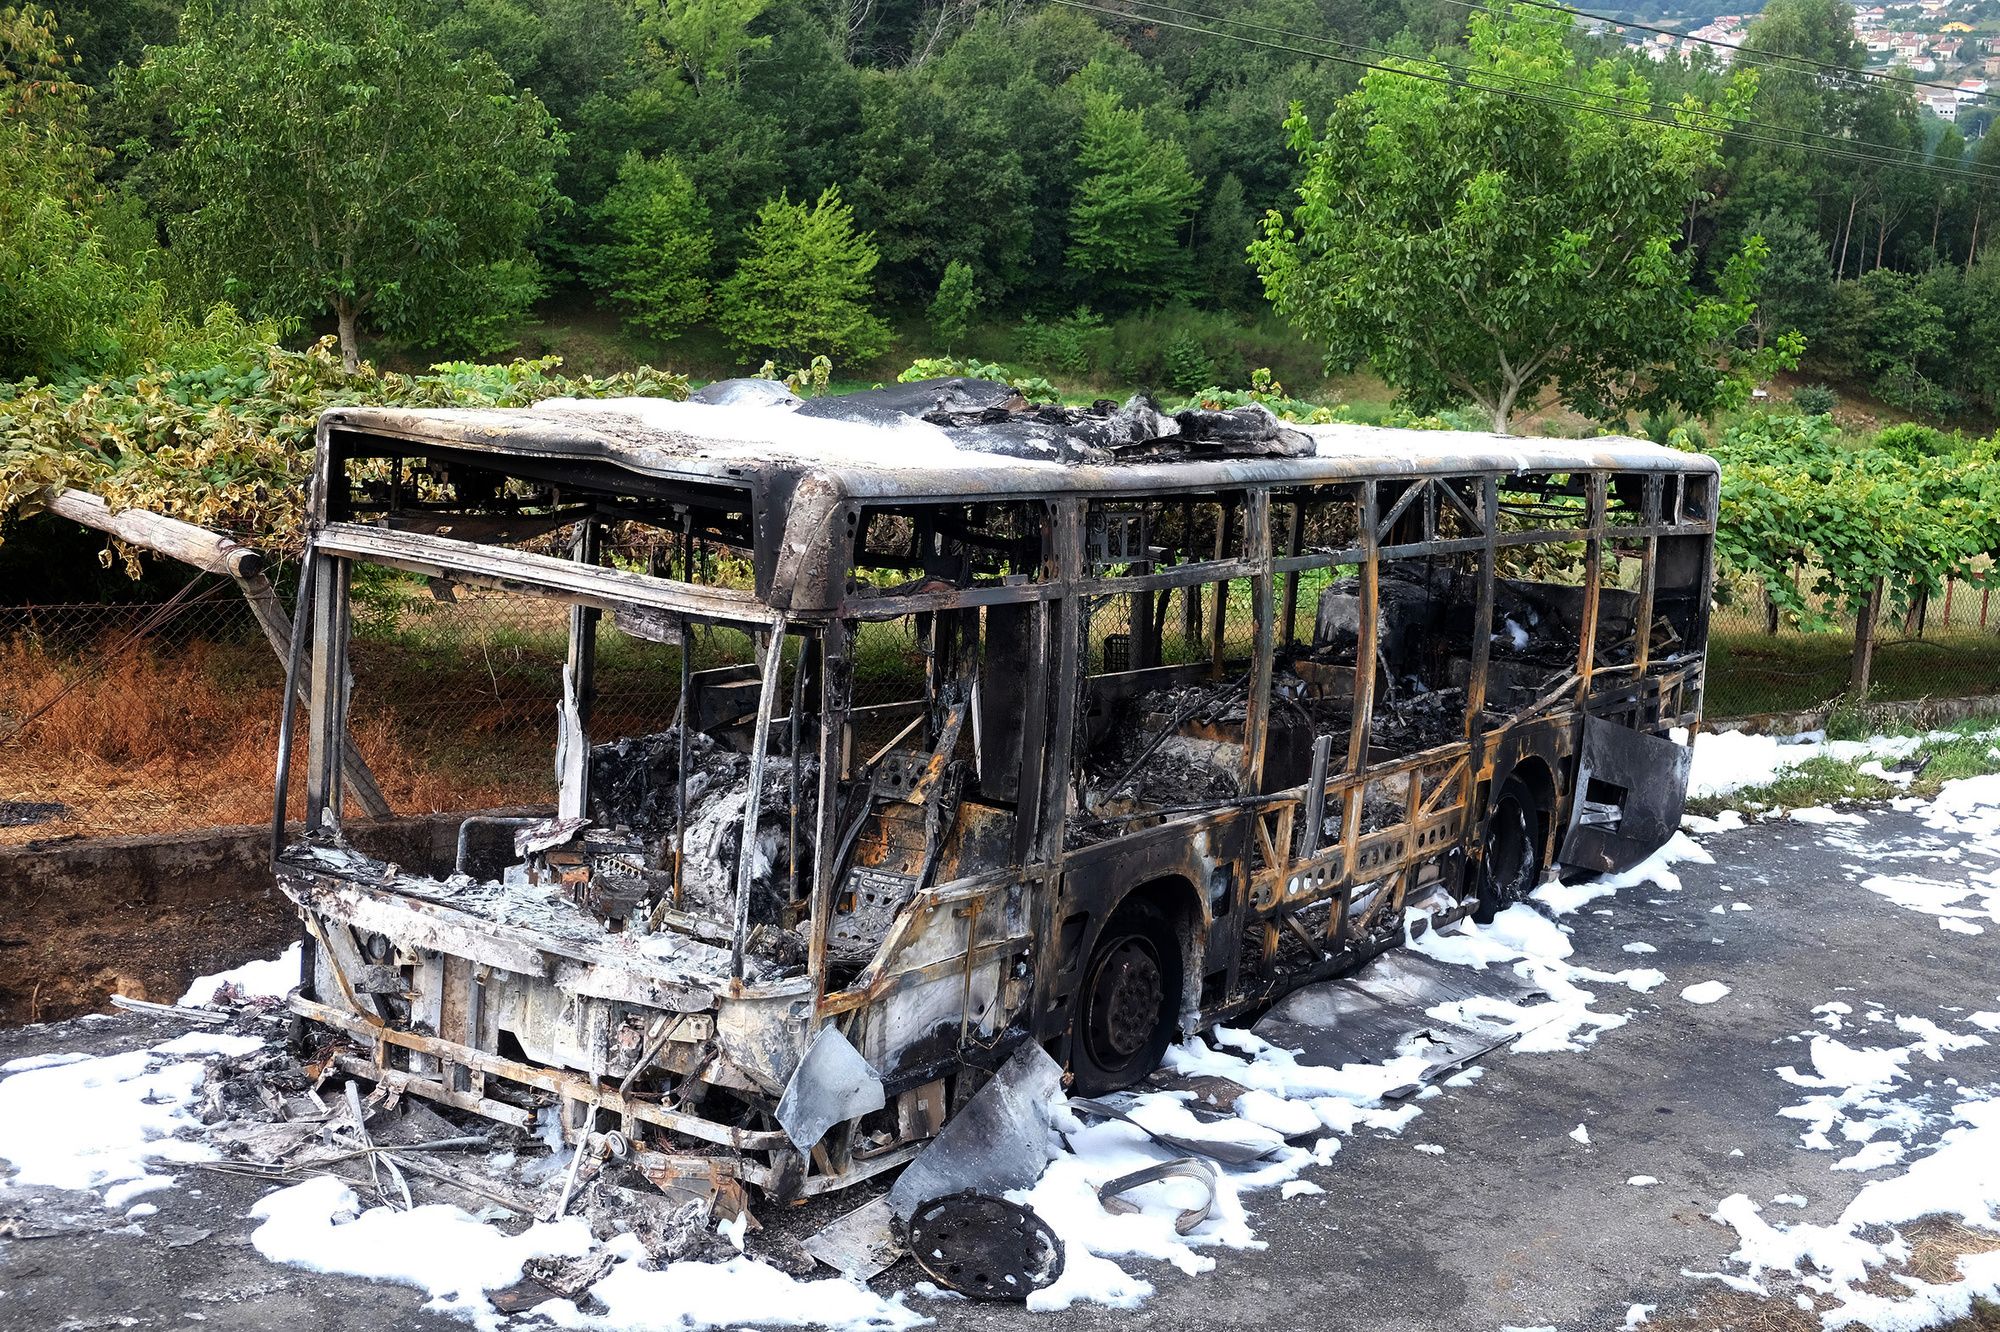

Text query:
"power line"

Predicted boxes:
[[1500, 0, 1987, 104], [1069, 0, 2000, 187], [1116, 0, 1997, 183]]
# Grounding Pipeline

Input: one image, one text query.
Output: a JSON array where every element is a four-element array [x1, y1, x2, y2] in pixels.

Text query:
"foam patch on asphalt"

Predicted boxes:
[[0, 1038, 227, 1206], [1693, 998, 2000, 1329]]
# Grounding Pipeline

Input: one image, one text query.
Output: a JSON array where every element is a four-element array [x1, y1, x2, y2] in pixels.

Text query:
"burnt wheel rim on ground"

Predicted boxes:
[[1475, 781, 1540, 922], [1073, 900, 1182, 1094], [906, 1192, 1065, 1302]]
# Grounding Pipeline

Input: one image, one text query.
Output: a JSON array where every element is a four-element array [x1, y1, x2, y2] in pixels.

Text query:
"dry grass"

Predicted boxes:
[[0, 637, 548, 843], [1642, 1218, 2000, 1332]]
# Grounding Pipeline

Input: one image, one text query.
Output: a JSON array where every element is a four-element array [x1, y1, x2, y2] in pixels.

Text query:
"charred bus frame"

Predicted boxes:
[[273, 385, 1715, 1208]]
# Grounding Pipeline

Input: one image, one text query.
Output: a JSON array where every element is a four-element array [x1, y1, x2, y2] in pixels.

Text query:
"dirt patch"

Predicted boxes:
[[0, 844, 298, 1026], [0, 813, 482, 1027]]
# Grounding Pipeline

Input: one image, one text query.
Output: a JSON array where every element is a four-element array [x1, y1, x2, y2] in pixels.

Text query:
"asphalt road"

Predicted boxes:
[[4, 806, 1997, 1332]]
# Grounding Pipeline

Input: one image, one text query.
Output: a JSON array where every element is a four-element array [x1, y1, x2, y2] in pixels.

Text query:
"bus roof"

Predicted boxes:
[[319, 377, 1717, 505]]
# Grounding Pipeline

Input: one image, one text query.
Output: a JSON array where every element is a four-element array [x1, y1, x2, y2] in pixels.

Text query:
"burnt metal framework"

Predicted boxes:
[[273, 405, 1716, 1203]]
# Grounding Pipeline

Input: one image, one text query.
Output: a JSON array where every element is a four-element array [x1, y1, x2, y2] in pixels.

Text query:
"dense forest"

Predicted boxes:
[[8, 0, 2000, 428]]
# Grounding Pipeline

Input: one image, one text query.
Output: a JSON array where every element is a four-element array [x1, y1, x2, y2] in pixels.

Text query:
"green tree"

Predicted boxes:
[[927, 258, 980, 351], [843, 69, 1033, 301], [1742, 207, 1831, 351], [1066, 85, 1200, 303], [585, 151, 713, 340], [1194, 171, 1258, 310], [1252, 2, 1790, 433], [137, 0, 562, 371], [2, 5, 120, 377], [638, 0, 771, 92], [715, 185, 890, 364]]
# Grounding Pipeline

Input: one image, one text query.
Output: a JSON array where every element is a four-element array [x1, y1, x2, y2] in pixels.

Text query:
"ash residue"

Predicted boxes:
[[1076, 681, 1245, 832], [588, 727, 817, 938]]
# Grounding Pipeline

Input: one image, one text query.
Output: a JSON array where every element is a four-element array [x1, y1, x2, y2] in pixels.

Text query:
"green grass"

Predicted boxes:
[[1706, 631, 2000, 718], [1684, 715, 2000, 816]]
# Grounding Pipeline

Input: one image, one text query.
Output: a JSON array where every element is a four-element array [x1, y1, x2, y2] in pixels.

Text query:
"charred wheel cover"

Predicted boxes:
[[905, 1192, 1066, 1302]]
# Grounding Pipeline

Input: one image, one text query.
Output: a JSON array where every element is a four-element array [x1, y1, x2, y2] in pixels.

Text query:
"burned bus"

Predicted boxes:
[[274, 377, 1713, 1206]]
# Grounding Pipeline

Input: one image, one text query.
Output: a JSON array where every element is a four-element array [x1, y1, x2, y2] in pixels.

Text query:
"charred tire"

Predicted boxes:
[[1473, 777, 1544, 923], [1071, 899, 1183, 1096]]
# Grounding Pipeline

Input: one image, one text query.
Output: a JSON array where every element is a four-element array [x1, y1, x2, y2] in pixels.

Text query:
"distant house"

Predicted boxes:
[[1936, 38, 1964, 60], [1958, 77, 1990, 102], [1928, 92, 1960, 119], [1987, 53, 2000, 76]]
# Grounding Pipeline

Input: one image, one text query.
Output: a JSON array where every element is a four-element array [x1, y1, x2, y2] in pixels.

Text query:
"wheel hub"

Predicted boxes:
[[1092, 940, 1163, 1060]]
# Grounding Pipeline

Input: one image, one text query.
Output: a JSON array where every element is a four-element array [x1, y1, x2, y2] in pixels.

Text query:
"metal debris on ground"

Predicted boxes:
[[884, 1042, 1064, 1221], [802, 1195, 906, 1281], [1066, 1096, 1283, 1166], [904, 1191, 1066, 1302], [1095, 1156, 1217, 1236]]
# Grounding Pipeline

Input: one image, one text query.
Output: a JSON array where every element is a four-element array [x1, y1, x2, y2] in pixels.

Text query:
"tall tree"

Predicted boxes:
[[584, 151, 713, 340], [1194, 172, 1258, 310], [1066, 85, 1200, 304], [137, 0, 562, 370], [714, 185, 889, 364], [1742, 208, 1832, 352], [1252, 2, 1790, 433], [0, 5, 133, 377]]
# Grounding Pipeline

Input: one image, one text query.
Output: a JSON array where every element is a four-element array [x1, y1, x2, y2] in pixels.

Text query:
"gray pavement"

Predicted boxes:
[[3, 807, 1997, 1332]]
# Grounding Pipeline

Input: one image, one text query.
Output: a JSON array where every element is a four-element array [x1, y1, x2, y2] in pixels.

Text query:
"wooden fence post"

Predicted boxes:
[[1850, 575, 1885, 701], [37, 489, 392, 820]]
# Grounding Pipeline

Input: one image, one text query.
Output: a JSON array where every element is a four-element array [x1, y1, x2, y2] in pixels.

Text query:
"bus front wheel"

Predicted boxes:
[[1473, 777, 1543, 923], [1072, 899, 1183, 1095]]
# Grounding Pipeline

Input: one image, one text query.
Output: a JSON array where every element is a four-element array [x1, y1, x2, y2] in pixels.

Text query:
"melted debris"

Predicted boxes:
[[587, 727, 817, 963], [0, 799, 67, 828], [792, 379, 1314, 466]]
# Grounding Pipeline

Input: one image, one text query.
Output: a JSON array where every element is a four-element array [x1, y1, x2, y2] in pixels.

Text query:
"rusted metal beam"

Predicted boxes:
[[294, 994, 792, 1152]]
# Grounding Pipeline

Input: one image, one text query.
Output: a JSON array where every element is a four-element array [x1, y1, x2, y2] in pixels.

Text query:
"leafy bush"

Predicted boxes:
[[0, 339, 689, 567], [1015, 307, 1106, 376], [1165, 368, 1353, 423], [756, 355, 833, 398], [1873, 422, 1956, 460], [896, 356, 1058, 403], [1163, 331, 1217, 395], [1791, 384, 1836, 416]]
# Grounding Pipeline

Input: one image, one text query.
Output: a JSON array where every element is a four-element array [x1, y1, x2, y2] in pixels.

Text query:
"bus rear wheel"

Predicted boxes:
[[1072, 899, 1183, 1095], [1473, 777, 1543, 923]]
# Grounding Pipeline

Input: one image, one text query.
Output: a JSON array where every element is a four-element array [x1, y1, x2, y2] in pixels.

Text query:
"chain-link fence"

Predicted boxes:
[[13, 565, 2000, 841], [1707, 575, 2000, 718], [0, 579, 936, 842]]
